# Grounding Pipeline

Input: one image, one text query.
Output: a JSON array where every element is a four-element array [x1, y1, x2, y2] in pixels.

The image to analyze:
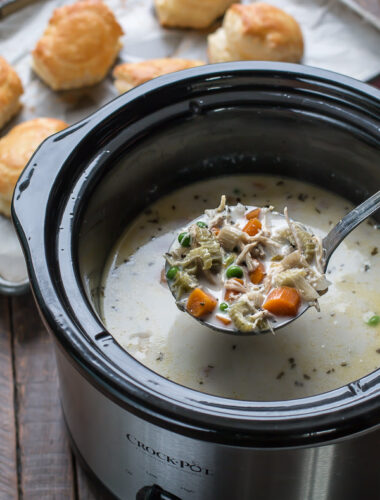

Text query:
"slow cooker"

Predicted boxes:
[[12, 62, 380, 499]]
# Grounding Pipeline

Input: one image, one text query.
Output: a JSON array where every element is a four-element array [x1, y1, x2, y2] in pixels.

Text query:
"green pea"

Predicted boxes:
[[220, 302, 229, 311], [226, 265, 243, 279], [196, 221, 208, 228], [366, 315, 380, 326], [178, 232, 191, 247], [166, 266, 179, 280]]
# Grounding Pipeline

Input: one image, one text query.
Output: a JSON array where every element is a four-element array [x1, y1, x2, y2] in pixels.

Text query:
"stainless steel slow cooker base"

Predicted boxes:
[[57, 345, 380, 500], [13, 63, 380, 500]]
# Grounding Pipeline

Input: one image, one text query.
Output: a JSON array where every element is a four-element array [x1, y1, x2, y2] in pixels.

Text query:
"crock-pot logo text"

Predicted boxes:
[[126, 433, 212, 476]]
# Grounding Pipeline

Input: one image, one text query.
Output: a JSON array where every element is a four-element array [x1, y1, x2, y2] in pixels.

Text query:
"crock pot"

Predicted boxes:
[[12, 62, 380, 500]]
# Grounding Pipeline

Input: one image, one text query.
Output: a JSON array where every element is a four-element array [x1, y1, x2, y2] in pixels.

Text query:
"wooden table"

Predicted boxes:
[[0, 293, 109, 499]]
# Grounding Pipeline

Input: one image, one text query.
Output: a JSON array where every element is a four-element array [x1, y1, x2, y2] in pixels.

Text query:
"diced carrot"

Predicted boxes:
[[224, 278, 244, 302], [216, 315, 232, 326], [186, 288, 217, 318], [243, 218, 262, 236], [211, 227, 220, 236], [263, 287, 301, 316], [246, 208, 261, 220], [249, 262, 266, 284]]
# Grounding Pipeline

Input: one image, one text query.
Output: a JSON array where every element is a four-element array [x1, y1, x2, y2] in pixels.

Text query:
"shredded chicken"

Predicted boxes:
[[166, 195, 328, 333], [235, 243, 259, 265], [284, 206, 303, 253], [208, 213, 225, 229], [217, 225, 245, 251], [217, 195, 226, 212], [225, 278, 247, 293]]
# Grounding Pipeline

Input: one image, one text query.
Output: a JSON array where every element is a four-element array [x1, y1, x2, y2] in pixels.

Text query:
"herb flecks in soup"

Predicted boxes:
[[101, 176, 380, 401], [165, 198, 328, 333]]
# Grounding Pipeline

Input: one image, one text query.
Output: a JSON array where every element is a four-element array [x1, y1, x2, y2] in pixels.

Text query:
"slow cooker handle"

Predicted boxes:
[[136, 484, 182, 500], [12, 119, 92, 233]]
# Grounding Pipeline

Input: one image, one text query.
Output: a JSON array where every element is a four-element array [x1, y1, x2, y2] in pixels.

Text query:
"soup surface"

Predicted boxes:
[[101, 176, 380, 401]]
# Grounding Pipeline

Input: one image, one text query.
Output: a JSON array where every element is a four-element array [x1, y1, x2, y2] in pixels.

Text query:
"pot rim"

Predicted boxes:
[[12, 62, 380, 447]]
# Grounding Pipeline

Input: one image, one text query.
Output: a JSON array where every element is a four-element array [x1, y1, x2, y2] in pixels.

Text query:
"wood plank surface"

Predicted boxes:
[[11, 293, 75, 499], [76, 460, 106, 500], [0, 296, 17, 500]]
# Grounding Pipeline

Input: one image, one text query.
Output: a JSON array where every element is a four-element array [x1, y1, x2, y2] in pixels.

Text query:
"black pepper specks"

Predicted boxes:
[[288, 357, 296, 369], [371, 247, 378, 256]]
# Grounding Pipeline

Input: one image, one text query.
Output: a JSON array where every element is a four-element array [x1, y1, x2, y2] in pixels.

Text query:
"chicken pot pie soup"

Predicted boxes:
[[101, 176, 380, 401], [165, 198, 328, 333]]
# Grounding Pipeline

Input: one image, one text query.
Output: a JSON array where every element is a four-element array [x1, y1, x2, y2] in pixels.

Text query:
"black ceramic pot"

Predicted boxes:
[[13, 62, 380, 500]]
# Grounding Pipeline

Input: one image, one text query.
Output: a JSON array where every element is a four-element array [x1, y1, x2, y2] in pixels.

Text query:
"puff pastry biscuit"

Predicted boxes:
[[113, 58, 205, 93], [154, 0, 236, 29], [0, 118, 67, 217], [208, 3, 304, 63], [32, 0, 123, 90], [0, 57, 23, 130]]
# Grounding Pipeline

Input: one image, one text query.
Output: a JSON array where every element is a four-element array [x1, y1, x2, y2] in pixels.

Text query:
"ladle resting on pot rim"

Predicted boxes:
[[165, 191, 380, 336]]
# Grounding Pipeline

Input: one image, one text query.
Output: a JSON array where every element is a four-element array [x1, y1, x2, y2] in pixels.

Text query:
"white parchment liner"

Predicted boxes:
[[0, 0, 379, 286]]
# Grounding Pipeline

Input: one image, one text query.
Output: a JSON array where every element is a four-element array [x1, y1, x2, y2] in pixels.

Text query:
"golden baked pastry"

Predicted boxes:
[[208, 3, 304, 63], [0, 118, 68, 217], [0, 57, 23, 130], [154, 0, 236, 29], [113, 58, 205, 93], [32, 0, 123, 90]]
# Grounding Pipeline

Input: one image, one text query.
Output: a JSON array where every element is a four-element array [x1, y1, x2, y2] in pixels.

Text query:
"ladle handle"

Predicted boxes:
[[322, 190, 380, 269]]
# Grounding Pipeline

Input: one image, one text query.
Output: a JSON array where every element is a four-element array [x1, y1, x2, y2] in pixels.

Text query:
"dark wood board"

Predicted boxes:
[[76, 460, 108, 500], [0, 296, 17, 500], [11, 294, 75, 499]]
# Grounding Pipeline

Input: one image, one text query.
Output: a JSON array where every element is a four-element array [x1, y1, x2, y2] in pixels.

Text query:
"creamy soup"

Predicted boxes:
[[101, 176, 380, 401], [165, 202, 328, 333]]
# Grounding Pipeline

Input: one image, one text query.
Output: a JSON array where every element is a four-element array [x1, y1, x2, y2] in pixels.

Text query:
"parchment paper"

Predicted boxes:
[[0, 0, 379, 287]]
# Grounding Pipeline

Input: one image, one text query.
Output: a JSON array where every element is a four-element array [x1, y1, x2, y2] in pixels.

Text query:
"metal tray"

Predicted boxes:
[[1, 0, 379, 296]]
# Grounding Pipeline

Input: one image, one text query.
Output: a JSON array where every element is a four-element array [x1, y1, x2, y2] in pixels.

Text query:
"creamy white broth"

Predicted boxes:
[[100, 176, 380, 401], [167, 207, 318, 332]]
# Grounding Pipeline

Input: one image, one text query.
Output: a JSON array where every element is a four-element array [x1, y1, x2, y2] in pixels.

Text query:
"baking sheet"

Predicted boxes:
[[338, 0, 380, 31], [0, 0, 380, 292]]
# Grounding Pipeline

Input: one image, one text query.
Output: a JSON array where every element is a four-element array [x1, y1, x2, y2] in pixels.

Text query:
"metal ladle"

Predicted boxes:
[[166, 191, 380, 335]]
